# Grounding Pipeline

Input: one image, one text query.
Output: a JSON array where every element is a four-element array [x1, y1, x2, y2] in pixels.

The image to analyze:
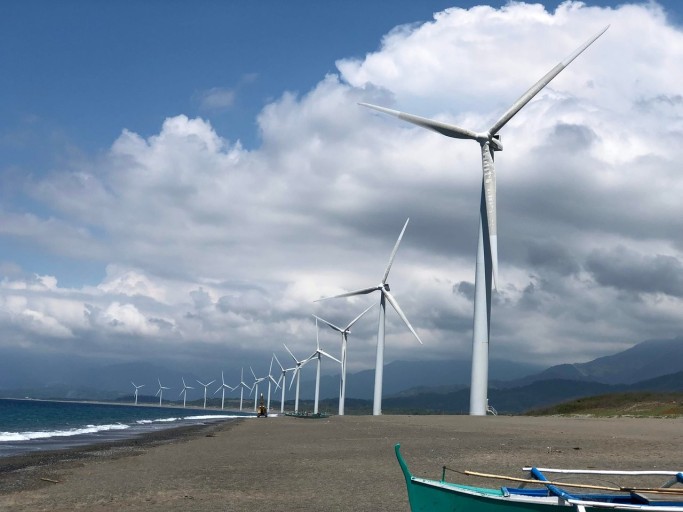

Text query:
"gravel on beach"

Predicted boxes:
[[1, 414, 682, 511]]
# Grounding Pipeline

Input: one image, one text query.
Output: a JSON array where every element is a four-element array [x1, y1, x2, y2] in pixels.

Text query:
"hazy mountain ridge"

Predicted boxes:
[[2, 336, 683, 410]]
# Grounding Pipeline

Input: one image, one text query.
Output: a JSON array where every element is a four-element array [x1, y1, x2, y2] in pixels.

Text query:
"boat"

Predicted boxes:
[[395, 443, 683, 511], [284, 411, 329, 419]]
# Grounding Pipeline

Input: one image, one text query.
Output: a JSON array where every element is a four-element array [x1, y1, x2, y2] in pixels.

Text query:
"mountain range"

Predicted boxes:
[[1, 336, 682, 413]]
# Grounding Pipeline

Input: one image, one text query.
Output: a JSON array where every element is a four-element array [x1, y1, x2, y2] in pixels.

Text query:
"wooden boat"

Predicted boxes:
[[395, 444, 683, 511], [284, 411, 329, 419]]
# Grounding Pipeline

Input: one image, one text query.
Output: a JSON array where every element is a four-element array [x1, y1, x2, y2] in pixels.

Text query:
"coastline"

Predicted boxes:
[[0, 418, 243, 495], [1, 415, 682, 511]]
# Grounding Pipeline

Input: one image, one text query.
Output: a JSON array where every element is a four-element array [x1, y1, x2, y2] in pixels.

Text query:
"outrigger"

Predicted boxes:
[[395, 444, 683, 511]]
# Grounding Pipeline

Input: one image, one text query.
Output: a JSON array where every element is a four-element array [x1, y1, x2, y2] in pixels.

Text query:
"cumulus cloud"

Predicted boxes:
[[1, 2, 682, 379]]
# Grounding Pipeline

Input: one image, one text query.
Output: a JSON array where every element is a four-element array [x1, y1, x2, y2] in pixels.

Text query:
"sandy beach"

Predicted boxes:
[[1, 414, 682, 511]]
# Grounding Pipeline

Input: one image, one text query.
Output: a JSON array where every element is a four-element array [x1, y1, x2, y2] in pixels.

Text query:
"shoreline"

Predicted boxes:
[[1, 415, 682, 511], [0, 418, 243, 495]]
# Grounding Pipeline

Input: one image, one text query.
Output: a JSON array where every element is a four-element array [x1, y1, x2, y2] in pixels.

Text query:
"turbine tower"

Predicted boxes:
[[273, 354, 294, 414], [266, 356, 281, 412], [179, 377, 194, 408], [359, 26, 608, 416], [305, 318, 341, 415], [314, 303, 374, 415], [236, 368, 252, 411], [131, 381, 144, 405], [317, 218, 422, 415], [249, 367, 266, 413], [214, 371, 236, 410], [155, 378, 170, 407], [196, 379, 216, 409], [284, 343, 311, 414]]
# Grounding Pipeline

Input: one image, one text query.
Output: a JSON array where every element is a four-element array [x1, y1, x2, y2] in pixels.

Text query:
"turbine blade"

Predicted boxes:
[[488, 25, 609, 136], [316, 285, 380, 301], [283, 343, 298, 364], [345, 303, 376, 330], [289, 367, 299, 390], [250, 367, 257, 380], [273, 353, 285, 371], [313, 315, 344, 333], [382, 218, 409, 284], [384, 290, 423, 345], [481, 143, 498, 290], [319, 350, 342, 364], [359, 102, 480, 140]]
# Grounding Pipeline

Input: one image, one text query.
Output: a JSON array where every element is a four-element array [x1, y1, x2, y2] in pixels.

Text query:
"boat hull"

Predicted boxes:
[[393, 444, 679, 512]]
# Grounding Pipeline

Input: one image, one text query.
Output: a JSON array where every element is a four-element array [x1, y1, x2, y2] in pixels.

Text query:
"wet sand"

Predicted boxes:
[[1, 414, 682, 511]]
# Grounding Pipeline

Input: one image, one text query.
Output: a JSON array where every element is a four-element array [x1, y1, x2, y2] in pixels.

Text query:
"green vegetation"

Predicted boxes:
[[526, 392, 683, 417]]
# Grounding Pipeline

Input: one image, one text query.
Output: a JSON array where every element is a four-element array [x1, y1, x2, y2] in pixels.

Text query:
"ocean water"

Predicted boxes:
[[0, 398, 254, 457]]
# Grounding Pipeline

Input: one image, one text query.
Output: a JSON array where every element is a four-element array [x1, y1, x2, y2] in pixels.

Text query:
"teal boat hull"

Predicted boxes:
[[394, 444, 683, 512], [396, 444, 564, 512]]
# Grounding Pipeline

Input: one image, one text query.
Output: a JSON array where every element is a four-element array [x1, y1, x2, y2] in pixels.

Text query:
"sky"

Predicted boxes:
[[1, 1, 683, 388]]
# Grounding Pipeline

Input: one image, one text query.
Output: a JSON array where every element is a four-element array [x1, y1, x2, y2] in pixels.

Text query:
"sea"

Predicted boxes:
[[0, 398, 254, 457]]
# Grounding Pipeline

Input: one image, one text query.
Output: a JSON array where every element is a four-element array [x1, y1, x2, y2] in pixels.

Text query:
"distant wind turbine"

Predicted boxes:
[[179, 378, 194, 408], [214, 371, 237, 410], [306, 318, 341, 415], [236, 368, 253, 411], [155, 378, 170, 407], [196, 379, 216, 409], [317, 218, 422, 415], [314, 303, 375, 415], [131, 382, 144, 406], [273, 354, 294, 414], [284, 343, 311, 414], [358, 26, 608, 415], [266, 356, 281, 413], [249, 367, 266, 413]]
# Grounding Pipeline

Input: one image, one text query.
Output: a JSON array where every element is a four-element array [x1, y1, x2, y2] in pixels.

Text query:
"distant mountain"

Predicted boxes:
[[509, 337, 683, 387], [3, 336, 683, 411], [298, 358, 545, 400]]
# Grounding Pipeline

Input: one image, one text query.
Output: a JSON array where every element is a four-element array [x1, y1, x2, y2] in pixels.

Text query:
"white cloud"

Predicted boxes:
[[1, 2, 682, 376]]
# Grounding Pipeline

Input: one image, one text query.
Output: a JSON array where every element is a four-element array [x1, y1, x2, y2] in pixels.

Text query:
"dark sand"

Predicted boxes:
[[1, 414, 682, 511]]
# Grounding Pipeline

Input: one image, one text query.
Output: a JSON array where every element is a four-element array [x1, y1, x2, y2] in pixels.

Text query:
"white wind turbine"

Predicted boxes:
[[179, 377, 194, 408], [236, 368, 253, 411], [196, 379, 216, 409], [214, 371, 237, 410], [358, 26, 608, 416], [314, 303, 375, 416], [306, 318, 341, 415], [284, 343, 311, 414], [249, 367, 266, 413], [265, 356, 281, 413], [273, 354, 294, 414], [131, 382, 144, 405], [155, 378, 170, 407], [317, 218, 422, 416]]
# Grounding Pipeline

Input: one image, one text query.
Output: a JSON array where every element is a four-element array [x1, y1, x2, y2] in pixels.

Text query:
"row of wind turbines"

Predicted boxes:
[[128, 216, 426, 416], [133, 25, 607, 417]]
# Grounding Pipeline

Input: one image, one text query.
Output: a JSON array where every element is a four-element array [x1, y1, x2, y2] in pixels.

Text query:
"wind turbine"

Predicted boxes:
[[265, 356, 281, 413], [214, 371, 237, 410], [249, 367, 266, 413], [273, 354, 294, 414], [179, 377, 194, 408], [131, 382, 144, 405], [358, 26, 608, 416], [306, 318, 341, 415], [284, 343, 311, 414], [314, 303, 375, 415], [235, 368, 253, 411], [155, 378, 170, 407], [196, 379, 216, 409], [317, 218, 422, 416]]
